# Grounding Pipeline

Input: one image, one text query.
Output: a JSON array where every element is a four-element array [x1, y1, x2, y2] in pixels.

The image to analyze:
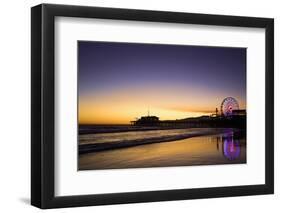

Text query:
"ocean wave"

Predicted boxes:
[[79, 128, 237, 154]]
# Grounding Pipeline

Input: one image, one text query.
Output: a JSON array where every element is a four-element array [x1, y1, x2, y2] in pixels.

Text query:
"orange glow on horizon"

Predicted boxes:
[[78, 86, 246, 124]]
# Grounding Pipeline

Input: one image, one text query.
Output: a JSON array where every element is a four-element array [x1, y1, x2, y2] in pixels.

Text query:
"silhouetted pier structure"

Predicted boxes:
[[131, 112, 246, 129], [130, 116, 160, 126], [131, 97, 246, 129]]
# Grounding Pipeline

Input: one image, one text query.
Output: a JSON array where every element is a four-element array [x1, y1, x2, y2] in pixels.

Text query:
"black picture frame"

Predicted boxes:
[[31, 3, 274, 209]]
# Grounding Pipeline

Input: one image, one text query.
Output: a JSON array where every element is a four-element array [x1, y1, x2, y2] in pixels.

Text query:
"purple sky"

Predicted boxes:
[[78, 41, 246, 124]]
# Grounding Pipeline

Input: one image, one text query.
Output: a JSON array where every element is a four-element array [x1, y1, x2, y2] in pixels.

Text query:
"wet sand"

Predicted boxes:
[[79, 133, 246, 170]]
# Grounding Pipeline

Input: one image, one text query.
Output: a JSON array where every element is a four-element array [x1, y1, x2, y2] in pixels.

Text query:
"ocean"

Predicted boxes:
[[78, 127, 246, 170]]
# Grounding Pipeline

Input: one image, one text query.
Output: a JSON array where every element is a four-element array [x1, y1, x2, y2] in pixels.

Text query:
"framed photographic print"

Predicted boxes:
[[31, 4, 274, 209]]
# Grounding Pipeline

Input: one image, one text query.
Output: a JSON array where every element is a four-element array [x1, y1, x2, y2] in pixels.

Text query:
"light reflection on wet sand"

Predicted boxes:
[[79, 133, 246, 170]]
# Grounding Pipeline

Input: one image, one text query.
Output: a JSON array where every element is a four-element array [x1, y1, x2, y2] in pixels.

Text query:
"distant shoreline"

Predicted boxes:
[[79, 125, 245, 135], [79, 128, 244, 155], [79, 125, 199, 135]]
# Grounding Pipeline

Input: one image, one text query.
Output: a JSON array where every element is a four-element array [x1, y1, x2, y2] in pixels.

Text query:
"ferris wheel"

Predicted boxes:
[[220, 97, 239, 117]]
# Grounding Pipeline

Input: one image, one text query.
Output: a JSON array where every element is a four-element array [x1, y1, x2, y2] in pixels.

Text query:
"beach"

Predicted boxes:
[[78, 127, 246, 170]]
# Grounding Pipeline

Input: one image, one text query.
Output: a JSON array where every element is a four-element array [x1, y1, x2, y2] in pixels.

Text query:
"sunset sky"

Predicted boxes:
[[78, 41, 246, 124]]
